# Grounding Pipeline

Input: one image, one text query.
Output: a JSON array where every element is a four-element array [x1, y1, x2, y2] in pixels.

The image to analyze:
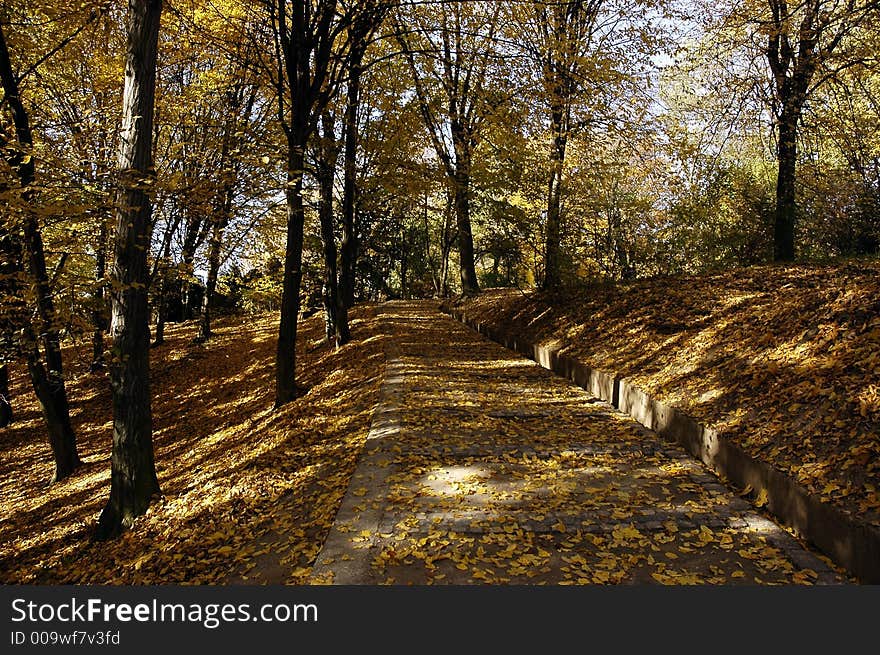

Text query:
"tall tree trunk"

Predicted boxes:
[[90, 218, 108, 371], [452, 126, 479, 294], [0, 23, 80, 481], [774, 107, 798, 262], [96, 0, 162, 539], [275, 141, 307, 407], [542, 104, 567, 290], [338, 55, 362, 338], [317, 112, 340, 344]]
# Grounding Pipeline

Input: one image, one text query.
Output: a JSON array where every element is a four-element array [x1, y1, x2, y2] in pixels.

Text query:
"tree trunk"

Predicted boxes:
[[423, 191, 440, 296], [439, 188, 454, 297], [542, 104, 567, 290], [452, 130, 479, 294], [153, 286, 166, 344], [198, 85, 251, 343], [180, 249, 199, 321], [179, 211, 208, 321], [197, 178, 235, 343], [317, 113, 340, 344], [197, 215, 224, 342], [0, 365, 12, 428], [275, 142, 307, 407], [453, 180, 479, 293], [22, 212, 81, 481], [0, 23, 80, 480], [399, 223, 409, 299], [26, 350, 80, 481], [774, 108, 798, 262], [0, 224, 21, 428], [338, 56, 361, 337], [90, 218, 108, 371], [96, 0, 162, 539], [152, 239, 171, 347]]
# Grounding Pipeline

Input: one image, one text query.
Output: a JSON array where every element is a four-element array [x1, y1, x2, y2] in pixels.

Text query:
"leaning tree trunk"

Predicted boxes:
[[0, 23, 80, 480], [275, 139, 307, 407], [22, 212, 82, 481], [96, 0, 162, 539], [26, 349, 80, 481], [774, 105, 799, 262]]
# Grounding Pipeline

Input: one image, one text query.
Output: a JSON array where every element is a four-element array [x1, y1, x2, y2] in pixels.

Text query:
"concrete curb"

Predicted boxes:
[[447, 308, 880, 584], [310, 355, 404, 584]]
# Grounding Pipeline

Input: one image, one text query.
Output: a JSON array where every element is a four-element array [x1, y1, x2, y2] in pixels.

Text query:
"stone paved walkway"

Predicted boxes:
[[310, 301, 845, 584]]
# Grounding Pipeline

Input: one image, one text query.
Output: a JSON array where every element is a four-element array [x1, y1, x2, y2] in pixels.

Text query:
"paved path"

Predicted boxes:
[[310, 301, 844, 584]]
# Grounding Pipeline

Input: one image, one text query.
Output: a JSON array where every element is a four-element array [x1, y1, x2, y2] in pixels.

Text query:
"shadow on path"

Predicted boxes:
[[311, 301, 846, 585]]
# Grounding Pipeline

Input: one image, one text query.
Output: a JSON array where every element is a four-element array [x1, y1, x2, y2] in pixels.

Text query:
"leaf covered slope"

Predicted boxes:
[[455, 262, 880, 528], [0, 308, 385, 584]]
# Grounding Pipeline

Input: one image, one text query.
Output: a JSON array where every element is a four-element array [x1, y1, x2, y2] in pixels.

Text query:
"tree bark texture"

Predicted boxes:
[[339, 54, 361, 329], [317, 113, 340, 344], [275, 141, 307, 407], [96, 0, 162, 539], [452, 124, 479, 294]]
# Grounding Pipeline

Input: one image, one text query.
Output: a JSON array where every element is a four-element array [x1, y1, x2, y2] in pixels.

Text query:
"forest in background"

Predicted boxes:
[[1, 0, 879, 541]]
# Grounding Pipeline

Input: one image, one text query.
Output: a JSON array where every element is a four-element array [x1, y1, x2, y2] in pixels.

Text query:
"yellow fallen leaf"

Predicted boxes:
[[754, 488, 769, 508]]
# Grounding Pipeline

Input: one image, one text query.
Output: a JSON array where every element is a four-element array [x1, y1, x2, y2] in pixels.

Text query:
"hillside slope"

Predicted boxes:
[[452, 262, 880, 529], [0, 308, 386, 584]]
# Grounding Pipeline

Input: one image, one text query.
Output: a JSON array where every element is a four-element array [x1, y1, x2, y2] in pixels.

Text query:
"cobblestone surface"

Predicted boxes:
[[311, 301, 848, 585]]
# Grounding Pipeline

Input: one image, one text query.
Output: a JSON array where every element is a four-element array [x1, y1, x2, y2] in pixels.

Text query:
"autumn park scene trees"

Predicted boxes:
[[1, 0, 878, 585]]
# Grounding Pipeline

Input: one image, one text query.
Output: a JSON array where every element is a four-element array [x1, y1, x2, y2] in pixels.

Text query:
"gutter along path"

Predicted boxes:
[[310, 301, 845, 584]]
